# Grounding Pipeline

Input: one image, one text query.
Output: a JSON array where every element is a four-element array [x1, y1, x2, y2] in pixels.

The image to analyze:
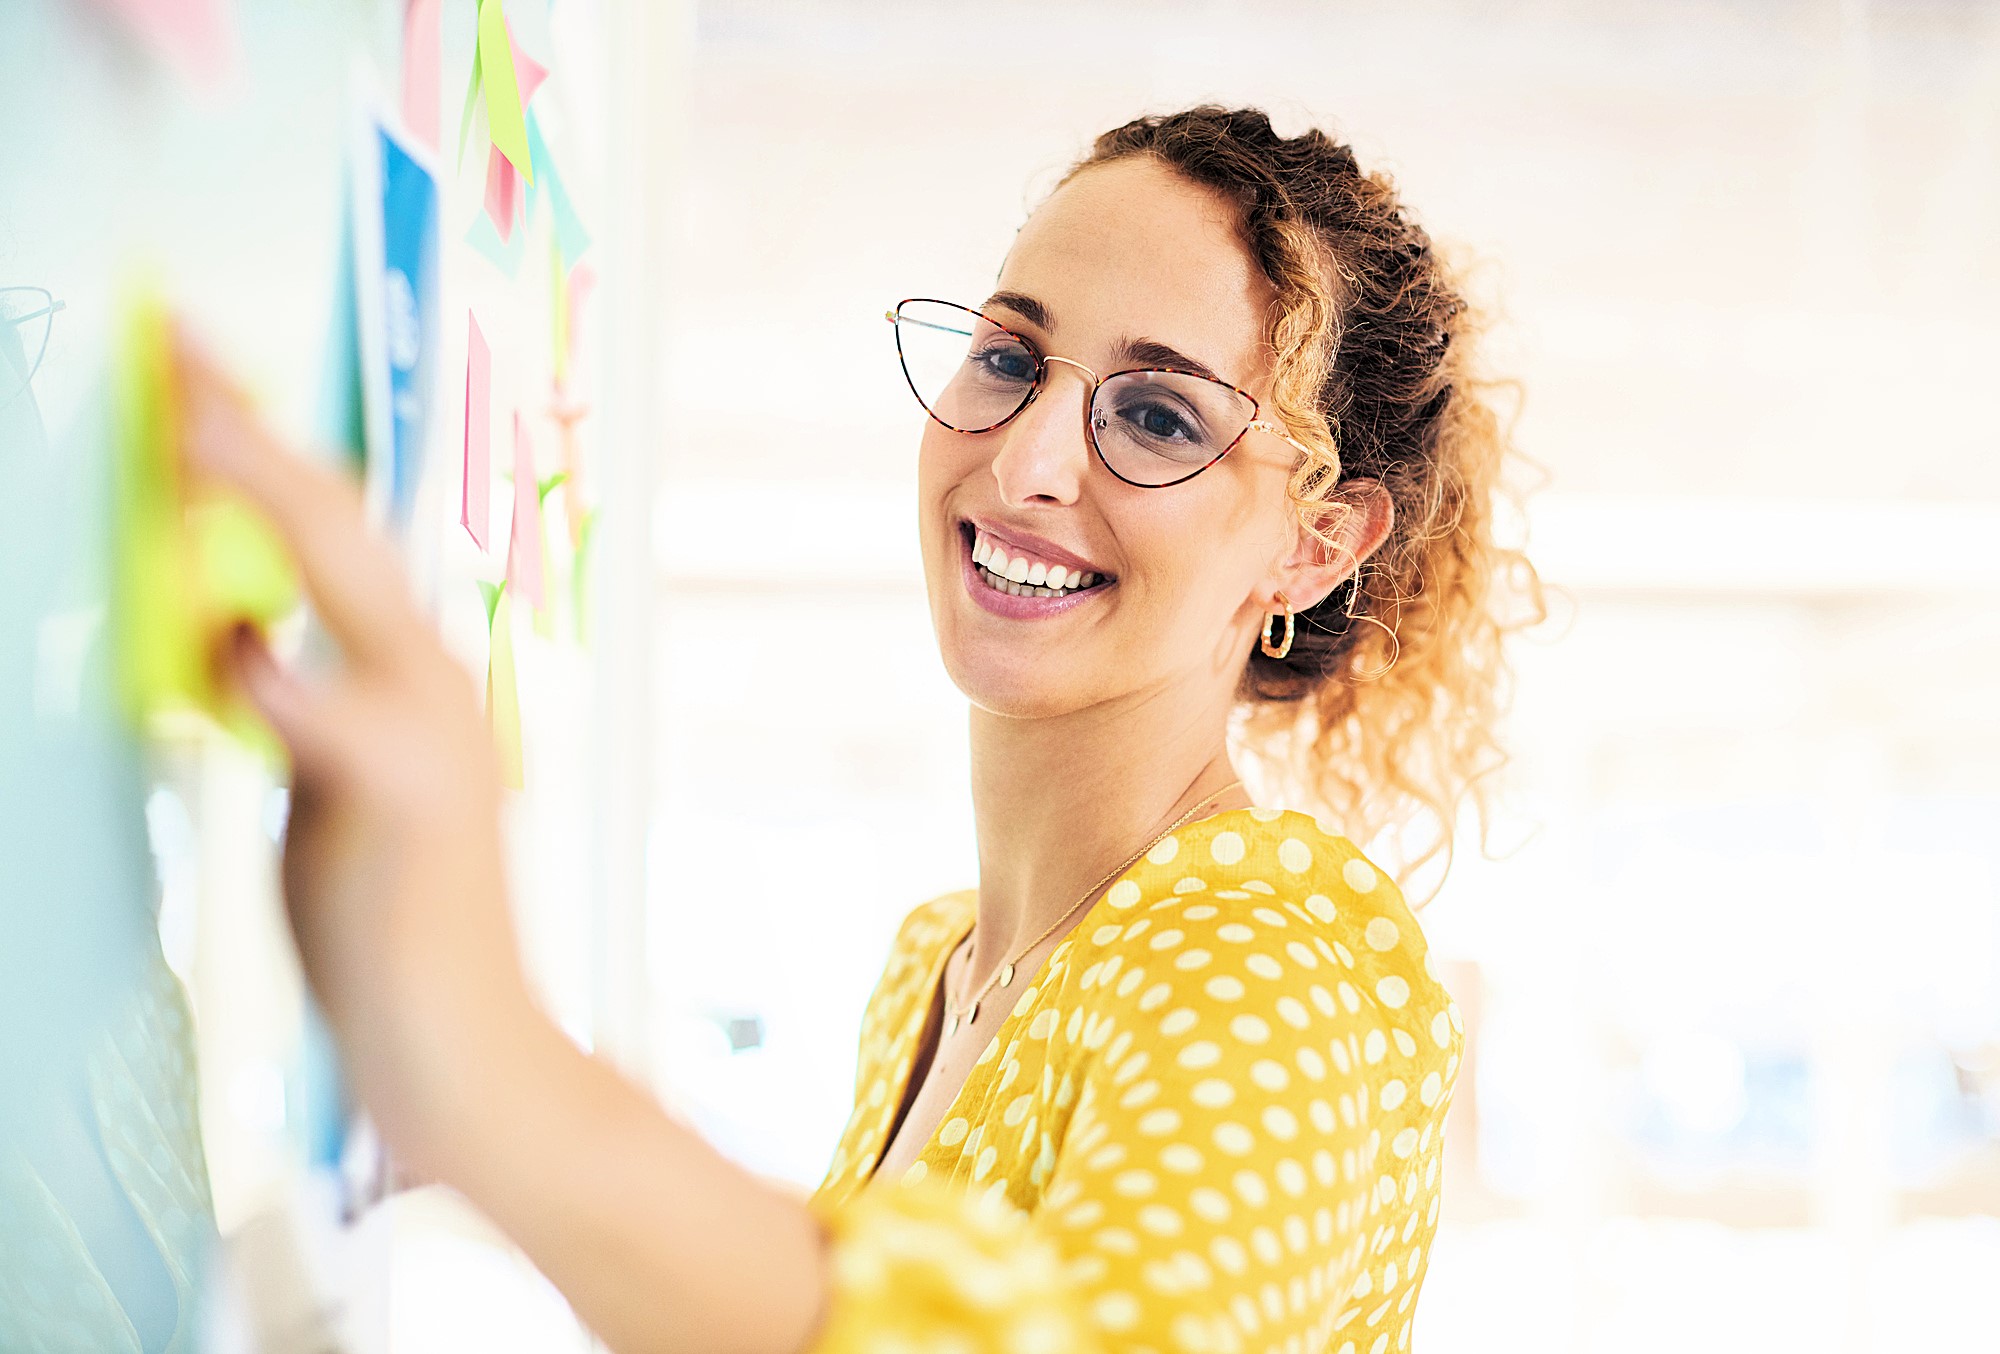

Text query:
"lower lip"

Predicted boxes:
[[959, 526, 1112, 620]]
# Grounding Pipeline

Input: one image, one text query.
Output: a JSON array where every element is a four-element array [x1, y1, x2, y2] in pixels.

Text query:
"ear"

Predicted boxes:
[[1264, 479, 1394, 613]]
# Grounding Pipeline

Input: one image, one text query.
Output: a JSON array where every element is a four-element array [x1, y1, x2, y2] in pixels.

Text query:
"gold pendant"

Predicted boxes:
[[1000, 962, 1015, 987], [967, 999, 980, 1024]]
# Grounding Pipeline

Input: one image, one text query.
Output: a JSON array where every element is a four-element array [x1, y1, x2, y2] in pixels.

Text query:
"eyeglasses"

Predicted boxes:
[[886, 297, 1315, 488], [1, 287, 64, 411]]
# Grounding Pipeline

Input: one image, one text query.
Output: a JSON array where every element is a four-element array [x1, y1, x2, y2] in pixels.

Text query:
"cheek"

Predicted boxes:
[[918, 420, 982, 504]]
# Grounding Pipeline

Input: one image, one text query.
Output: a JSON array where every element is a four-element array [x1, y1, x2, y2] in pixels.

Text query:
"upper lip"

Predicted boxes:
[[962, 517, 1112, 578]]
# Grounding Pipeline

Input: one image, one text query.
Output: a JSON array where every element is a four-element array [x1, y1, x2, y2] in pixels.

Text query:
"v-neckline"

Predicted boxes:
[[856, 805, 1264, 1191]]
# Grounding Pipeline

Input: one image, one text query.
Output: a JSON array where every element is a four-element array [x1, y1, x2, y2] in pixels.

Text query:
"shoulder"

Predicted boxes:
[[893, 887, 977, 958], [873, 888, 974, 994], [855, 889, 974, 1040], [1061, 807, 1462, 1082]]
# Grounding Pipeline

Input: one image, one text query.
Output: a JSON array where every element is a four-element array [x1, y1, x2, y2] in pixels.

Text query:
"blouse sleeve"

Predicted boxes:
[[799, 864, 1460, 1354]]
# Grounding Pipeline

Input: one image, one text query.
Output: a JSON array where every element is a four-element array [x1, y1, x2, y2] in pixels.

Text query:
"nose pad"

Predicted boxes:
[[1035, 354, 1102, 442]]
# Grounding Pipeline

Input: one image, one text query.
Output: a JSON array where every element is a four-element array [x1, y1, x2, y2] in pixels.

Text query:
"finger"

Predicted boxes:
[[173, 323, 430, 672], [219, 622, 356, 780]]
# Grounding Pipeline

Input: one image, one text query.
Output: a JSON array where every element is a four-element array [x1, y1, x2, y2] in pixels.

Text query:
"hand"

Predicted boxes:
[[177, 324, 539, 1167], [177, 327, 836, 1354]]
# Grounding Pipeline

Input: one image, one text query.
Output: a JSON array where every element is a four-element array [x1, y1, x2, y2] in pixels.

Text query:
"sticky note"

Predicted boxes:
[[483, 143, 523, 243], [400, 0, 442, 153], [526, 110, 591, 268], [462, 312, 490, 549], [465, 205, 525, 278], [534, 469, 565, 639], [507, 410, 545, 611], [90, 0, 237, 86], [111, 287, 299, 756], [456, 33, 483, 172], [483, 583, 524, 790], [477, 0, 533, 186], [571, 507, 596, 646], [509, 24, 547, 110]]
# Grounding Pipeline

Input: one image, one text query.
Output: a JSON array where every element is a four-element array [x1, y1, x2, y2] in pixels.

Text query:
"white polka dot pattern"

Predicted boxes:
[[804, 808, 1461, 1354]]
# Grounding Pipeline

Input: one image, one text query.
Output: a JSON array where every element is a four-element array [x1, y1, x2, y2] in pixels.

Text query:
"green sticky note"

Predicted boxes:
[[112, 288, 198, 726], [192, 496, 295, 625], [110, 286, 299, 760], [456, 38, 483, 173], [571, 507, 595, 647], [486, 584, 524, 789], [478, 0, 533, 186]]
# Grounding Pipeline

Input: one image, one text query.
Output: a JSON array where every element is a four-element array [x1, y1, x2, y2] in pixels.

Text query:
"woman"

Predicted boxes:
[[185, 105, 1539, 1353]]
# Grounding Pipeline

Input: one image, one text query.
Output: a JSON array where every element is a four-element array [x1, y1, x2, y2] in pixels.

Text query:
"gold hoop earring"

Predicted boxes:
[[1261, 592, 1295, 660]]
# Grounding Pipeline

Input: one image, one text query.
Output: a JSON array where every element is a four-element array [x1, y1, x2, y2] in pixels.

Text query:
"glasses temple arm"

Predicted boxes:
[[883, 310, 973, 338]]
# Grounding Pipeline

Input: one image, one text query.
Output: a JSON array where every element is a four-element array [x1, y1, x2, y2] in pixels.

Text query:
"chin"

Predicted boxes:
[[937, 643, 1093, 721]]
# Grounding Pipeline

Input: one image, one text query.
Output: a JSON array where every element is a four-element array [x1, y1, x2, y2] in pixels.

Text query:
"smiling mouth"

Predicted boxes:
[[960, 522, 1114, 599]]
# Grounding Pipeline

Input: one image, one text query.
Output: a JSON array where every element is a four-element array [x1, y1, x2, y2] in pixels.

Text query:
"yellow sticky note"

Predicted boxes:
[[571, 507, 595, 647], [477, 0, 533, 186], [111, 287, 299, 757], [486, 585, 524, 790]]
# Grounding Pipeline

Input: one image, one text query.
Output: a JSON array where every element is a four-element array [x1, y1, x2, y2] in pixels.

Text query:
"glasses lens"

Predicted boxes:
[[1091, 370, 1255, 486], [0, 288, 56, 410], [893, 300, 1037, 432]]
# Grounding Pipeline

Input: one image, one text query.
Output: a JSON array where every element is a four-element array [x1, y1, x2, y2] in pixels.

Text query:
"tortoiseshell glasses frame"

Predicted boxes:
[[886, 297, 1316, 489]]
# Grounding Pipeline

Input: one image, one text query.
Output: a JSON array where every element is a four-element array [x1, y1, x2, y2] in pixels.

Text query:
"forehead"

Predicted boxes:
[[993, 156, 1276, 388]]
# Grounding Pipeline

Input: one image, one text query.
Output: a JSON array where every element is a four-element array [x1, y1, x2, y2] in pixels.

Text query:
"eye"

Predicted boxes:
[[1118, 395, 1202, 445], [971, 341, 1037, 385]]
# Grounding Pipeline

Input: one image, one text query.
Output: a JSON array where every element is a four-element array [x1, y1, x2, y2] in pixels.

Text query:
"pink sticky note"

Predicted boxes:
[[483, 144, 523, 243], [510, 24, 548, 109], [462, 314, 491, 550], [400, 0, 442, 153], [507, 411, 546, 611], [90, 0, 237, 86]]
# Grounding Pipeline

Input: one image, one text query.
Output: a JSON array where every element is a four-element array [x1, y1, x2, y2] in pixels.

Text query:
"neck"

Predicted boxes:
[[962, 682, 1250, 987]]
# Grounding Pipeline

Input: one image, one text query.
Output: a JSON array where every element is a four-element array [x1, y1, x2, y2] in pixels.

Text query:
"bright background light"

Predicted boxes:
[[646, 5, 2000, 1353], [10, 0, 1995, 1349]]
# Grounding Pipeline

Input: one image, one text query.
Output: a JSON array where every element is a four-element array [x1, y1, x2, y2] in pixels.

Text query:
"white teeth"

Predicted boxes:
[[969, 528, 1111, 597]]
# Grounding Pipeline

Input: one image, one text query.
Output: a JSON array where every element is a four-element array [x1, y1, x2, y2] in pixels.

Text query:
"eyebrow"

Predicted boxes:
[[981, 289, 1229, 386]]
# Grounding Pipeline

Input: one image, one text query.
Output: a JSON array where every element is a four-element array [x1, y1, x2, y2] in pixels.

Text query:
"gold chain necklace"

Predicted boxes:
[[942, 778, 1245, 1037]]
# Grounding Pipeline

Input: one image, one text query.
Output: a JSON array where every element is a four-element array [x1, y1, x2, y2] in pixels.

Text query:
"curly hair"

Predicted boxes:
[[1056, 106, 1549, 904]]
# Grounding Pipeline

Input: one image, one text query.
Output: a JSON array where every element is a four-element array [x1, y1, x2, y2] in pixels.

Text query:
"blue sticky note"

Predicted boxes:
[[376, 124, 440, 530]]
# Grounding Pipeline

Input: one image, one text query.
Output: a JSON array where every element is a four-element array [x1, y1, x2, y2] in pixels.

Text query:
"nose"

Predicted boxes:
[[989, 356, 1099, 508]]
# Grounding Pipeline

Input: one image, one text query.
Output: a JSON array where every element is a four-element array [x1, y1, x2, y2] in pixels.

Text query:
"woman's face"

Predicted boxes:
[[918, 155, 1306, 721]]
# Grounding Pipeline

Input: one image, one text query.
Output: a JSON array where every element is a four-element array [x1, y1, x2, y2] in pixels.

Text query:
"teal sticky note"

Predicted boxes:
[[526, 109, 590, 267], [465, 202, 526, 278]]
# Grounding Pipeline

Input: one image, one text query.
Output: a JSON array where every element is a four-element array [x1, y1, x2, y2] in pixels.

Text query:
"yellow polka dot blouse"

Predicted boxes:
[[802, 807, 1464, 1354]]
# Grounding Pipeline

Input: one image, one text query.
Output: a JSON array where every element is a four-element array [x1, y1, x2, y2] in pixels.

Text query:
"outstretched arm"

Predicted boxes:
[[181, 328, 833, 1354]]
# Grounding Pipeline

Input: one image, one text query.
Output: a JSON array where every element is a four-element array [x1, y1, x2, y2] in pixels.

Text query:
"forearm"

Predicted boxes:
[[396, 996, 834, 1354]]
